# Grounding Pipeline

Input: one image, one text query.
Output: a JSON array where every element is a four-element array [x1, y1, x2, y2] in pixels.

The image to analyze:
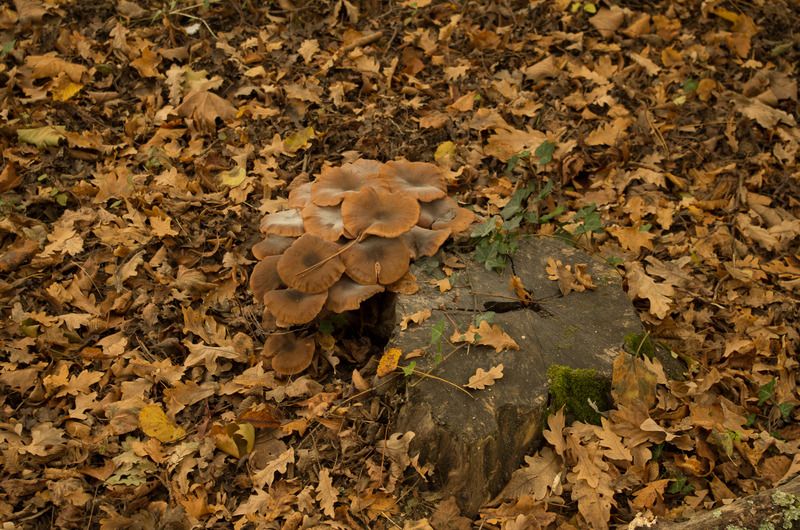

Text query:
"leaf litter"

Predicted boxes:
[[0, 0, 799, 529]]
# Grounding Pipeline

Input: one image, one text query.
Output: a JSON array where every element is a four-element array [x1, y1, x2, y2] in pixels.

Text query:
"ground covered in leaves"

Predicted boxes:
[[1, 0, 799, 528]]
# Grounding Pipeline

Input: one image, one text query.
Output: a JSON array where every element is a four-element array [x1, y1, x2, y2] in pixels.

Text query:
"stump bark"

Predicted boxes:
[[641, 474, 800, 530], [392, 236, 644, 515]]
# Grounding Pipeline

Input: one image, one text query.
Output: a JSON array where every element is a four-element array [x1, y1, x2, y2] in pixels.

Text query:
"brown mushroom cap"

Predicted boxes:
[[262, 332, 315, 375], [301, 203, 345, 242], [252, 235, 295, 259], [262, 306, 278, 331], [385, 270, 419, 294], [342, 236, 411, 285], [326, 277, 384, 313], [249, 255, 283, 303], [418, 196, 475, 234], [400, 226, 451, 258], [287, 181, 312, 209], [378, 160, 447, 202], [277, 234, 345, 293], [259, 209, 305, 237], [263, 288, 327, 326], [310, 160, 385, 206], [341, 187, 420, 239]]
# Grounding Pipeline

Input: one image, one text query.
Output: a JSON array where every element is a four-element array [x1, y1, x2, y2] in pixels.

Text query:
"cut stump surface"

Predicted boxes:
[[392, 236, 643, 515]]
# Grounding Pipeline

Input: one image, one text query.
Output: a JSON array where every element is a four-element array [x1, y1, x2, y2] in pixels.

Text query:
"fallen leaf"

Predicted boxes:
[[316, 467, 337, 517], [139, 404, 186, 443], [283, 126, 316, 153], [377, 347, 402, 377], [211, 422, 255, 458], [17, 125, 66, 148], [465, 363, 504, 390], [400, 308, 432, 330], [625, 261, 674, 319]]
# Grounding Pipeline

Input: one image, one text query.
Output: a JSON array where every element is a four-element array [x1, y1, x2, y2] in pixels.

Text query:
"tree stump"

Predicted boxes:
[[392, 236, 643, 515]]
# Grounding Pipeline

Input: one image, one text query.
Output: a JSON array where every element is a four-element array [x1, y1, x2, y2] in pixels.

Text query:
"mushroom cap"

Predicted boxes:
[[277, 234, 346, 293], [378, 160, 447, 202], [341, 187, 420, 239], [263, 288, 328, 326], [326, 277, 384, 313], [249, 255, 283, 303], [259, 209, 305, 237], [385, 270, 420, 294], [252, 234, 295, 259], [342, 236, 411, 285], [262, 306, 278, 331], [310, 160, 385, 206], [301, 203, 345, 242], [262, 332, 315, 376], [400, 226, 451, 258], [287, 181, 312, 209], [418, 196, 475, 234]]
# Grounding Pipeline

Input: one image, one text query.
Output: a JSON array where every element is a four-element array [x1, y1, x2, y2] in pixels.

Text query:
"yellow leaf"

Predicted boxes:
[[377, 347, 402, 377], [434, 141, 457, 167], [220, 166, 247, 188], [52, 80, 83, 102], [712, 7, 739, 24], [139, 404, 186, 443], [283, 127, 316, 154], [211, 422, 255, 458], [18, 126, 66, 148]]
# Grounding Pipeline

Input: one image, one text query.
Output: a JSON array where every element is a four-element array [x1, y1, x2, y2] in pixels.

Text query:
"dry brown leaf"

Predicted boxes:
[[509, 275, 533, 304], [545, 258, 594, 296], [400, 308, 432, 330], [624, 261, 674, 319], [316, 467, 337, 517], [495, 446, 562, 501], [590, 7, 624, 38], [465, 364, 504, 390]]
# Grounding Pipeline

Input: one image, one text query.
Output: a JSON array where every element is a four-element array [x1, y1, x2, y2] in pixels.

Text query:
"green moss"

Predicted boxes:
[[547, 365, 610, 425]]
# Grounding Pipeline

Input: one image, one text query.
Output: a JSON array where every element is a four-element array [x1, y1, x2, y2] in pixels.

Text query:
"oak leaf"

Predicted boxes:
[[625, 262, 674, 319], [465, 364, 504, 390], [315, 468, 337, 517], [495, 446, 562, 501], [400, 309, 432, 330]]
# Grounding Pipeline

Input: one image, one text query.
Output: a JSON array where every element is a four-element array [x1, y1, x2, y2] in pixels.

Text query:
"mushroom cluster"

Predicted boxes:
[[250, 159, 475, 375]]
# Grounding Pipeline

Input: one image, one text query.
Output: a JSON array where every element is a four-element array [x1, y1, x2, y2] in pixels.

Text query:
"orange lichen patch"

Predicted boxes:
[[262, 331, 315, 375], [288, 181, 312, 208], [401, 226, 451, 258], [301, 203, 345, 241], [259, 209, 305, 237], [341, 187, 420, 238], [418, 196, 475, 234], [263, 288, 327, 326], [249, 255, 282, 303], [310, 159, 386, 206], [277, 234, 345, 293], [342, 236, 411, 285], [378, 160, 447, 202], [326, 277, 384, 313], [252, 234, 295, 259]]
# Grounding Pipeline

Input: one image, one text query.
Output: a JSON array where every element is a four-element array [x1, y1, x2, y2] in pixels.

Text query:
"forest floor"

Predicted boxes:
[[1, 0, 799, 528]]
